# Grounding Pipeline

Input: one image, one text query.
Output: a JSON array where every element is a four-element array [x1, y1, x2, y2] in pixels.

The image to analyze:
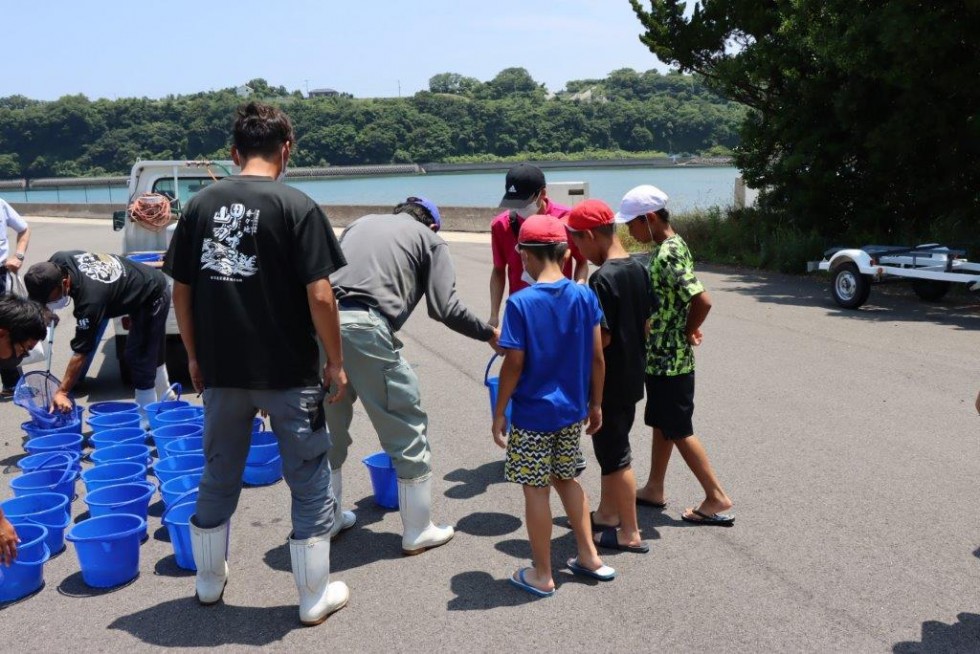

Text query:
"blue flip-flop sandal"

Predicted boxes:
[[567, 557, 617, 581], [508, 567, 555, 597]]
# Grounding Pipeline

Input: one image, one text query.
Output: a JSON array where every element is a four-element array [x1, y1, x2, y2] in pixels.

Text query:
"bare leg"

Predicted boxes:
[[552, 477, 604, 570], [592, 474, 620, 528], [674, 435, 733, 516], [520, 485, 555, 592], [594, 467, 643, 547], [637, 428, 673, 505]]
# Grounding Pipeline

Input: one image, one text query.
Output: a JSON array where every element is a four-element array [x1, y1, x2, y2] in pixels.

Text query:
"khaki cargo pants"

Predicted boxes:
[[323, 308, 431, 480]]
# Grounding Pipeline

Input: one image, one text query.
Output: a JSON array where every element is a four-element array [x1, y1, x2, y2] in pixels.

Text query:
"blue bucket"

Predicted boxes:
[[66, 514, 145, 588], [161, 500, 197, 570], [0, 523, 50, 602], [127, 252, 163, 264], [155, 407, 205, 429], [244, 455, 282, 486], [90, 427, 146, 449], [362, 451, 398, 509], [484, 354, 512, 432], [81, 462, 147, 494], [88, 412, 141, 431], [154, 453, 205, 486], [9, 467, 78, 501], [160, 473, 200, 508], [17, 451, 81, 474], [164, 436, 204, 459], [84, 482, 155, 541], [1, 493, 71, 556], [247, 431, 279, 463], [88, 401, 140, 416], [90, 443, 152, 467], [151, 423, 203, 458], [23, 432, 84, 456], [22, 418, 83, 440]]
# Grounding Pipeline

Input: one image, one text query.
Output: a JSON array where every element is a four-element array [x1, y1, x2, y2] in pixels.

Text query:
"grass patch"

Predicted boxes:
[[621, 207, 825, 274]]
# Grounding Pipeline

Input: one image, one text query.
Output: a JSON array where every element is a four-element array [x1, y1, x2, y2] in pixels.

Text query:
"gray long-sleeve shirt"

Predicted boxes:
[[330, 213, 493, 341]]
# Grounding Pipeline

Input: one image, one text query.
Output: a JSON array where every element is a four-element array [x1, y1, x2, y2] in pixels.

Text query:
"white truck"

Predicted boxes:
[[110, 160, 237, 382]]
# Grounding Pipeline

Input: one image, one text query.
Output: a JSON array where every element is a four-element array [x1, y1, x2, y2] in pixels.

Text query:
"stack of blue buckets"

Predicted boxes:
[[1, 384, 285, 603]]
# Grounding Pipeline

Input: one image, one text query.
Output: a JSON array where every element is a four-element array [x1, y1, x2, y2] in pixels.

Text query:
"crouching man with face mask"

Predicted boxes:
[[488, 164, 589, 328], [24, 251, 173, 421]]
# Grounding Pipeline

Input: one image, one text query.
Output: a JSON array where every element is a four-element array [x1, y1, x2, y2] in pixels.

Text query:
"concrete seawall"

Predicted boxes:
[[12, 203, 498, 232]]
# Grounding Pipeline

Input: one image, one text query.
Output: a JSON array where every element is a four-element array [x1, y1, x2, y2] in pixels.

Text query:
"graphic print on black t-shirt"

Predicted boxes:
[[201, 203, 260, 280]]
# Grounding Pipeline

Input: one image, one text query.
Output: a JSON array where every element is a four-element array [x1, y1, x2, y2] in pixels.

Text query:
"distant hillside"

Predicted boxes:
[[0, 69, 745, 178]]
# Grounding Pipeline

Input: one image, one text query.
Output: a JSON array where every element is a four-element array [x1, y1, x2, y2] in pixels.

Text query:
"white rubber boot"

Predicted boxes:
[[398, 473, 454, 556], [289, 534, 349, 626], [154, 365, 177, 400], [134, 387, 157, 431], [190, 518, 229, 605], [328, 468, 356, 540]]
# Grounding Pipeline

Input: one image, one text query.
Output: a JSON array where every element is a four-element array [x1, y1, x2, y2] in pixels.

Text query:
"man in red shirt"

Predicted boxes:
[[488, 164, 588, 327]]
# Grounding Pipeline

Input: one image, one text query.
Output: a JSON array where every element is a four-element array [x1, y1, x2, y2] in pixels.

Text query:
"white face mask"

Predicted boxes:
[[277, 151, 288, 182], [514, 201, 539, 219], [520, 252, 536, 285], [47, 295, 70, 312]]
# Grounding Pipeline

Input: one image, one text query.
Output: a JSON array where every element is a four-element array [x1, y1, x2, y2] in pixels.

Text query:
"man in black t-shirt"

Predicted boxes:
[[568, 200, 653, 554], [164, 102, 349, 626], [25, 250, 171, 420]]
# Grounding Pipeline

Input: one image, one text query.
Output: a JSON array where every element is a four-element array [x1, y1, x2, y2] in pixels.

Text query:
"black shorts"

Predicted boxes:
[[125, 291, 169, 390], [590, 402, 635, 475], [644, 372, 695, 440]]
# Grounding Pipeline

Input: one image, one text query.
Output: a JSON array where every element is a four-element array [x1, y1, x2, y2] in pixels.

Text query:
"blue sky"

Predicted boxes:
[[2, 0, 668, 100]]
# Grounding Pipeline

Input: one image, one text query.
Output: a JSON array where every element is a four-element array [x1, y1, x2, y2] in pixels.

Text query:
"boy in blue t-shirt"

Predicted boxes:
[[492, 214, 616, 597]]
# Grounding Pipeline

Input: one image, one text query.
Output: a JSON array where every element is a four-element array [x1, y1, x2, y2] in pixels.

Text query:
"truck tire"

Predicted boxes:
[[115, 335, 132, 385], [911, 280, 950, 302], [831, 263, 871, 309]]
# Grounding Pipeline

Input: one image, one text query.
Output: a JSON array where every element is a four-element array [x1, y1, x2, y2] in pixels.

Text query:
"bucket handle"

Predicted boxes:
[[25, 451, 74, 471], [168, 383, 182, 402], [484, 353, 501, 386], [53, 465, 77, 486], [161, 490, 198, 524], [7, 542, 51, 568], [19, 511, 72, 530]]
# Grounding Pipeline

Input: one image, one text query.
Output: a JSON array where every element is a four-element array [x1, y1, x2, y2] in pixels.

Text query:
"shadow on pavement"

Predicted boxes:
[[443, 460, 506, 500], [57, 571, 139, 598], [108, 597, 301, 647], [892, 613, 980, 653], [708, 264, 980, 331], [447, 571, 539, 610], [153, 554, 194, 578], [454, 511, 522, 538]]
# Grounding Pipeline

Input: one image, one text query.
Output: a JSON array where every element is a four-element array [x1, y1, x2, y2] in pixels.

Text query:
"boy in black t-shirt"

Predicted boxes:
[[164, 102, 350, 626], [568, 200, 652, 553]]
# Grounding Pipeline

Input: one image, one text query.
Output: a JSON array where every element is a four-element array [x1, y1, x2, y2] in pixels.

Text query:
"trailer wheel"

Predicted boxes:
[[831, 263, 871, 309], [911, 280, 950, 302]]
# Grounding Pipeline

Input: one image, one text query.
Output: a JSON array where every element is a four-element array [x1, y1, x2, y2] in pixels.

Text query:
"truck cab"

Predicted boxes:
[[110, 160, 237, 382]]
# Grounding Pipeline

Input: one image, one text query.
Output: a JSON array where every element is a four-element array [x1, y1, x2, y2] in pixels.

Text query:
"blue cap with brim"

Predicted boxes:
[[407, 196, 441, 231]]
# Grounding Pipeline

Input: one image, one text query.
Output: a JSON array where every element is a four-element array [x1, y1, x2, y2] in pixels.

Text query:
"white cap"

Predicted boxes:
[[614, 184, 669, 223]]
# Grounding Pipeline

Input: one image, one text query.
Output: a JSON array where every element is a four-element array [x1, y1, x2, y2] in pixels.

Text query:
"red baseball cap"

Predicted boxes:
[[518, 214, 568, 244], [566, 199, 614, 231]]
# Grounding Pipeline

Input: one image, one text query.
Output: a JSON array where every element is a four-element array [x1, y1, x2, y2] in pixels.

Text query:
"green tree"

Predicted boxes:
[[428, 72, 482, 95], [484, 68, 546, 100], [630, 0, 980, 248]]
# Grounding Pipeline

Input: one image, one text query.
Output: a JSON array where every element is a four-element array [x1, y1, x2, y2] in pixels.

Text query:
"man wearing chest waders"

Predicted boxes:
[[324, 198, 500, 555], [164, 102, 350, 626]]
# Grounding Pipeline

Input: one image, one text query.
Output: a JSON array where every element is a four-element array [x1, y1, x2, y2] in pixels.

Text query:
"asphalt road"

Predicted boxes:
[[1, 218, 977, 653]]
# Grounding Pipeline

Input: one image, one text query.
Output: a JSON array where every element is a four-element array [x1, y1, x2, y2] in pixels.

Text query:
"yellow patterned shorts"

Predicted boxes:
[[504, 421, 585, 488]]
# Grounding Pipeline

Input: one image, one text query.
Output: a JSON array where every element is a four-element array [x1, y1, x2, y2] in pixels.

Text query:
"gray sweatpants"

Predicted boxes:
[[323, 308, 431, 480], [194, 386, 334, 540]]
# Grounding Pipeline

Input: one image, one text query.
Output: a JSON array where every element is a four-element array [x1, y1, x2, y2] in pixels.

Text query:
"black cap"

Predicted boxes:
[[24, 261, 65, 303], [499, 164, 546, 209]]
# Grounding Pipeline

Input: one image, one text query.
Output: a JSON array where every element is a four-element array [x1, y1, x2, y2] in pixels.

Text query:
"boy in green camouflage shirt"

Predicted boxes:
[[616, 185, 735, 526]]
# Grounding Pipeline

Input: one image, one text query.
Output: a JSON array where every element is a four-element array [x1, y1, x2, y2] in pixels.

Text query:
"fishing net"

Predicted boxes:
[[13, 370, 76, 428]]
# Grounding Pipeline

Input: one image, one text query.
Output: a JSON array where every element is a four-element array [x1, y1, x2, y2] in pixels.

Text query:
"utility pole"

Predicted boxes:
[[397, 80, 401, 98], [304, 79, 310, 97]]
